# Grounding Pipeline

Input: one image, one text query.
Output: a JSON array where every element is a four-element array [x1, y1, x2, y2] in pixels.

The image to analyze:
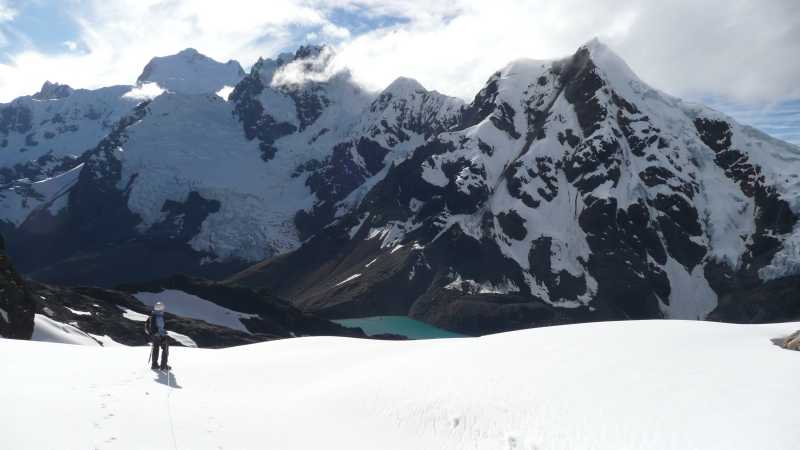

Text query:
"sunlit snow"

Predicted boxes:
[[4, 320, 799, 449]]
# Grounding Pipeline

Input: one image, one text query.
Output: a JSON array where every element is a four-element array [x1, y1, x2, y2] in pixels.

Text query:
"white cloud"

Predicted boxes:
[[330, 0, 800, 103], [321, 23, 350, 40], [122, 82, 165, 100], [0, 1, 16, 22], [0, 0, 329, 101], [271, 45, 340, 87], [0, 0, 16, 48], [62, 40, 78, 51], [0, 0, 798, 105]]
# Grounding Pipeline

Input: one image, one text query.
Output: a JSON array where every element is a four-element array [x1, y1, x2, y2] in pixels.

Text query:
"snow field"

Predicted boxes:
[[3, 320, 799, 450]]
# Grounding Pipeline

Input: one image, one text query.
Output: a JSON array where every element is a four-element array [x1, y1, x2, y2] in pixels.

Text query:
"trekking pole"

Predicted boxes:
[[147, 341, 152, 366]]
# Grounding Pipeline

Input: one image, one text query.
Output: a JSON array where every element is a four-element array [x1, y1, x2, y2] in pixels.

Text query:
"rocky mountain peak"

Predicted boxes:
[[226, 40, 800, 336], [286, 44, 337, 79], [175, 47, 202, 59], [250, 44, 341, 90], [580, 36, 610, 55], [364, 76, 464, 144], [32, 81, 73, 100], [383, 77, 426, 96], [294, 44, 328, 60], [577, 37, 639, 83]]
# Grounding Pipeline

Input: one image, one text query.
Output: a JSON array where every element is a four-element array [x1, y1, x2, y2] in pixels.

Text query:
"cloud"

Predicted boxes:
[[330, 0, 800, 103], [122, 82, 165, 100], [704, 98, 800, 146], [0, 0, 798, 107], [0, 0, 16, 48], [321, 23, 350, 40], [270, 45, 341, 87], [0, 1, 16, 22], [0, 0, 330, 101]]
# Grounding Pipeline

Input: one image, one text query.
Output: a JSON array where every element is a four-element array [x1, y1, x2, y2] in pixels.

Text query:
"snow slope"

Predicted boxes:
[[136, 48, 245, 95], [132, 289, 258, 333], [31, 313, 102, 345], [117, 92, 308, 261], [3, 320, 799, 450], [0, 162, 83, 225]]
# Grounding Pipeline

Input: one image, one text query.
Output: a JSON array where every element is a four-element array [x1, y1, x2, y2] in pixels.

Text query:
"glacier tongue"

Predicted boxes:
[[119, 92, 310, 262]]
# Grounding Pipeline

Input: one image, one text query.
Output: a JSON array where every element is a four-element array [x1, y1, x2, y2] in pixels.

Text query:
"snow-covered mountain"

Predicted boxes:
[[0, 48, 248, 255], [136, 47, 245, 95], [229, 40, 800, 334], [3, 320, 799, 449], [1, 40, 799, 333], [0, 82, 137, 187], [0, 45, 462, 286]]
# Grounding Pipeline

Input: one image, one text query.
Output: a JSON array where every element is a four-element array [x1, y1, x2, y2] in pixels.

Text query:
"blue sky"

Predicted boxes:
[[703, 99, 800, 146], [0, 2, 79, 60], [0, 0, 798, 145]]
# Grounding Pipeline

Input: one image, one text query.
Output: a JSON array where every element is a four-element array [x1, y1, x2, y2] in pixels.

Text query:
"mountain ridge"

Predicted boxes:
[[0, 45, 465, 286], [227, 40, 800, 333], [1, 41, 799, 333]]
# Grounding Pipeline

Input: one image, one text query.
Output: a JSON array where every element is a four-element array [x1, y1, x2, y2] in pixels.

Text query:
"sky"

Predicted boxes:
[[0, 0, 798, 144]]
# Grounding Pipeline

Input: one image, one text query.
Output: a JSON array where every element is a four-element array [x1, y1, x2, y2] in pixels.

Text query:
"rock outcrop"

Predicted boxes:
[[0, 235, 36, 339]]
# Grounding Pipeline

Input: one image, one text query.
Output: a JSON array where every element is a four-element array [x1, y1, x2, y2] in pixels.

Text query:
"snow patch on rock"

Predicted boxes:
[[65, 307, 92, 316], [445, 274, 520, 295], [335, 273, 362, 286], [118, 306, 148, 322], [660, 258, 717, 319], [133, 289, 258, 334], [32, 314, 100, 346]]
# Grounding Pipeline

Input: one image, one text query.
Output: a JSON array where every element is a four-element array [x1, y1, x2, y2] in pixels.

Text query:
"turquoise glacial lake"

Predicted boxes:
[[334, 316, 465, 339]]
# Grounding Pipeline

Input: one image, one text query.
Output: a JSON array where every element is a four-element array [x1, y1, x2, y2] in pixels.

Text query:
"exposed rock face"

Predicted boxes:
[[0, 84, 136, 187], [19, 272, 366, 347], [707, 275, 800, 324], [117, 275, 366, 340], [781, 330, 800, 350], [3, 101, 243, 286], [1, 41, 799, 336], [0, 235, 35, 339], [0, 46, 462, 287], [24, 275, 365, 347], [229, 40, 800, 335], [32, 81, 74, 101], [29, 281, 262, 347]]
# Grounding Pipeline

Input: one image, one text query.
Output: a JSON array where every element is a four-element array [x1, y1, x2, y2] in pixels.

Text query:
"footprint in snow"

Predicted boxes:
[[506, 434, 539, 450]]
